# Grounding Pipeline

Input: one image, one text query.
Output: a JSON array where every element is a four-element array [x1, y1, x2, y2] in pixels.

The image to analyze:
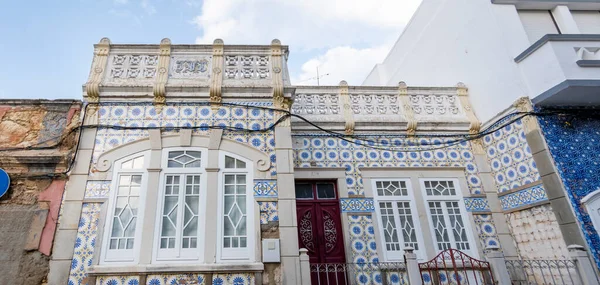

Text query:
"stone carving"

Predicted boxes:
[[210, 39, 224, 109], [174, 59, 209, 74], [106, 54, 158, 82], [350, 94, 400, 115], [340, 81, 354, 135], [224, 55, 270, 80], [398, 81, 417, 135], [86, 38, 111, 103], [153, 38, 171, 113], [410, 94, 460, 116], [291, 93, 340, 115]]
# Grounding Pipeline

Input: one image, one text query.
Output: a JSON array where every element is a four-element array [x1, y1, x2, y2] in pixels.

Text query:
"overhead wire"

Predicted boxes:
[[0, 101, 583, 180]]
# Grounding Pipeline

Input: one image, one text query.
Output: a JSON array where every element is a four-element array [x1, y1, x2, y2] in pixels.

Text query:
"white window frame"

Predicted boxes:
[[217, 151, 255, 262], [372, 179, 426, 261], [100, 151, 150, 264], [153, 147, 207, 263], [420, 178, 476, 256]]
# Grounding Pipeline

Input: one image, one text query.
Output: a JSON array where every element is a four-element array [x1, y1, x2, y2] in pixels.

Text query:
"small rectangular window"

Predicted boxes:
[[424, 180, 456, 196], [168, 151, 202, 168], [295, 183, 313, 199], [316, 183, 336, 199]]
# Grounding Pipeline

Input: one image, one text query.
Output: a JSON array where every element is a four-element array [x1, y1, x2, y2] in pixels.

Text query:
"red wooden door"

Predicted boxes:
[[296, 181, 346, 284]]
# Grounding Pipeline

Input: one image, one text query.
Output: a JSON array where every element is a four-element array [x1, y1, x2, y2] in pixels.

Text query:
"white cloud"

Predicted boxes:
[[192, 0, 420, 48], [292, 45, 391, 86], [113, 0, 128, 4], [191, 0, 421, 86]]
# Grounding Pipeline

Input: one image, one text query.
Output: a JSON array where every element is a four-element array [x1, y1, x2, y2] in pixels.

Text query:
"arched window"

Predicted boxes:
[[101, 151, 150, 263], [154, 148, 207, 262], [218, 152, 255, 261]]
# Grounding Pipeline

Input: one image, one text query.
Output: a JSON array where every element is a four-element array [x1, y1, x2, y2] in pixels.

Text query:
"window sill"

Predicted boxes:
[[87, 262, 264, 276]]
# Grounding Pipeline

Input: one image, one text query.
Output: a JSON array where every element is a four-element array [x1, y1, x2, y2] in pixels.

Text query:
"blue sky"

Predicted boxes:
[[0, 0, 420, 100]]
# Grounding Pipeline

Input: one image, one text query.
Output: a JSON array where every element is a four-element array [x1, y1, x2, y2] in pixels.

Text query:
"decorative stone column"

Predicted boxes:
[[299, 249, 311, 285]]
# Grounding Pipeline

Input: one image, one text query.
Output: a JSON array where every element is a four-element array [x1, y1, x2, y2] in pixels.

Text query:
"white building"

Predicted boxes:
[[364, 0, 600, 121]]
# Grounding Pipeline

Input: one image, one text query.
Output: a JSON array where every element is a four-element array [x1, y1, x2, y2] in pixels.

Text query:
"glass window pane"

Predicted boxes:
[[317, 183, 335, 199], [240, 237, 247, 248], [236, 185, 245, 194], [225, 156, 235, 168], [225, 185, 235, 194], [236, 159, 246, 168], [169, 151, 184, 159], [224, 237, 231, 248], [110, 239, 118, 249], [225, 175, 235, 185], [185, 196, 199, 215], [132, 157, 144, 169], [111, 217, 123, 237], [184, 216, 198, 236], [236, 175, 246, 184], [124, 217, 136, 237], [162, 217, 176, 236], [119, 175, 131, 186], [168, 160, 183, 168], [295, 184, 313, 199]]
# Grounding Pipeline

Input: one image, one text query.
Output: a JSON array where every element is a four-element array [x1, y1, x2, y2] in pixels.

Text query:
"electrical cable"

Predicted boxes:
[[0, 102, 589, 180]]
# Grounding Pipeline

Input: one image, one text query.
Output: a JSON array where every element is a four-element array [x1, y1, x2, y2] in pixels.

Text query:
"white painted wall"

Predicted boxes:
[[363, 0, 600, 121]]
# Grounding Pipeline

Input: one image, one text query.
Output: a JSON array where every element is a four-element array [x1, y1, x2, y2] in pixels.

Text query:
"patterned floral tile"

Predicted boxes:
[[85, 181, 111, 199], [464, 198, 490, 213], [69, 203, 102, 285], [340, 198, 375, 213], [96, 276, 140, 285], [538, 111, 600, 268], [212, 273, 254, 285], [258, 202, 278, 224], [482, 118, 540, 193], [253, 180, 277, 198], [473, 214, 500, 253], [146, 274, 206, 285], [293, 136, 482, 196], [499, 184, 548, 211], [94, 103, 278, 176]]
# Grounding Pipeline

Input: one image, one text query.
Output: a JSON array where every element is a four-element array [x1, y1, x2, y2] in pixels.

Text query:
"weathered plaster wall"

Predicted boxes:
[[0, 100, 81, 285], [505, 204, 569, 259], [537, 110, 600, 268]]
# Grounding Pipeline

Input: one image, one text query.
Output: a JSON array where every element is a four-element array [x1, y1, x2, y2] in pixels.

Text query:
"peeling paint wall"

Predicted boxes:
[[0, 100, 81, 285], [505, 204, 569, 260]]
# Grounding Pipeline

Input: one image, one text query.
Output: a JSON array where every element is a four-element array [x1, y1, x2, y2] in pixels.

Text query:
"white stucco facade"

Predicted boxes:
[[364, 0, 600, 121]]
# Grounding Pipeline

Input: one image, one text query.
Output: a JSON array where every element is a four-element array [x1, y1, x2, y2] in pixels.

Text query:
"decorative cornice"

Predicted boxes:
[[210, 39, 224, 110], [153, 38, 171, 113], [398, 81, 416, 136], [512, 96, 539, 132], [85, 38, 111, 103], [340, 80, 354, 135]]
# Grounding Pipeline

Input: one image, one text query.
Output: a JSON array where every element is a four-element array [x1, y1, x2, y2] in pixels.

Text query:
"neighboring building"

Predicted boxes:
[[364, 0, 600, 273], [0, 99, 81, 285], [45, 37, 526, 285]]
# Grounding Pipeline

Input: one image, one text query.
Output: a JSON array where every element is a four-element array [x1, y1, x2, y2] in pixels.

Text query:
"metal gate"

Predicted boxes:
[[418, 249, 495, 285]]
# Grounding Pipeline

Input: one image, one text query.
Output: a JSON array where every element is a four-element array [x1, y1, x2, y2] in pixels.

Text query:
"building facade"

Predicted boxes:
[[364, 0, 600, 273], [0, 99, 81, 285], [40, 37, 596, 285]]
